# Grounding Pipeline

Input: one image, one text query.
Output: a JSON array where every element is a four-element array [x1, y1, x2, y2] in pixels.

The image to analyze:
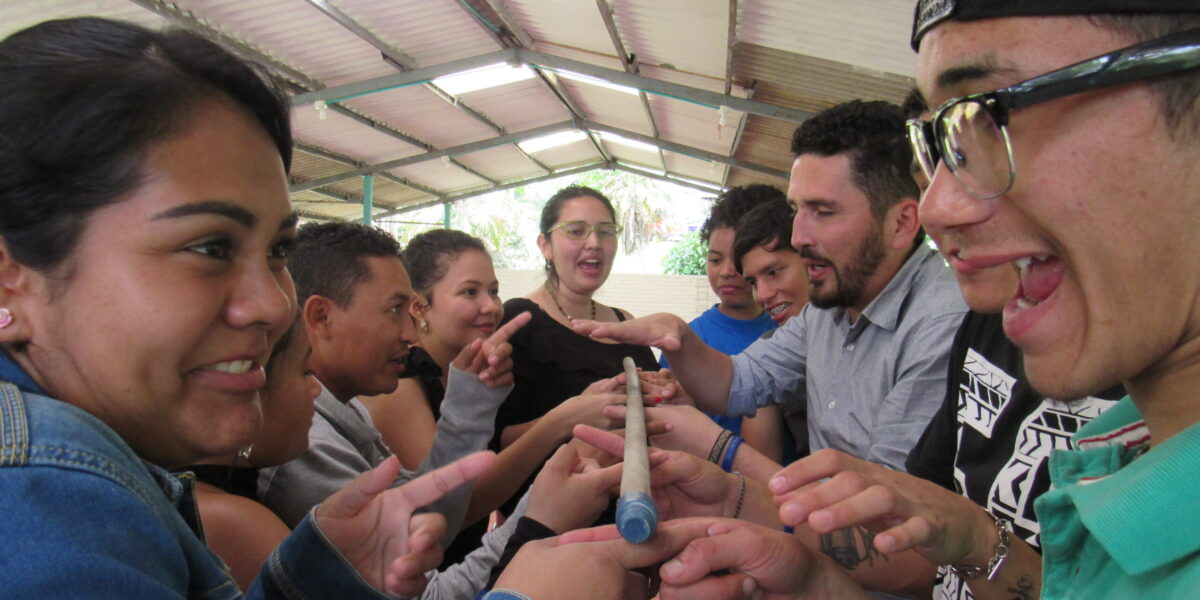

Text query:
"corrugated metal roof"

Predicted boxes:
[[2, 0, 922, 220]]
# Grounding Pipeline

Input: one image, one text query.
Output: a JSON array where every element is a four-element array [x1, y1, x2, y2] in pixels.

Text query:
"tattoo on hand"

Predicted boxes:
[[1007, 575, 1034, 600], [818, 527, 889, 570]]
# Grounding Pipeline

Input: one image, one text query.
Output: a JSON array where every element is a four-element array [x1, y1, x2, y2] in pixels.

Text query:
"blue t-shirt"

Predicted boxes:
[[662, 304, 776, 433]]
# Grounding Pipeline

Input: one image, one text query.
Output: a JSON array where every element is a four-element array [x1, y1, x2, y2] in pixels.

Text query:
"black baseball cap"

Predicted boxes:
[[912, 0, 1200, 50]]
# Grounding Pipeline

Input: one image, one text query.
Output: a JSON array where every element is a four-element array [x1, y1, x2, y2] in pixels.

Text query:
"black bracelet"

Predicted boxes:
[[708, 429, 733, 464]]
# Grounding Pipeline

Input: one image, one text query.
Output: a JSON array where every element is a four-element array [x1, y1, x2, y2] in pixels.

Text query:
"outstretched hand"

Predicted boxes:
[[569, 313, 688, 352], [604, 404, 722, 459], [526, 443, 624, 534], [540, 518, 869, 600], [771, 449, 999, 567], [573, 424, 779, 527], [315, 451, 496, 596], [453, 310, 532, 388]]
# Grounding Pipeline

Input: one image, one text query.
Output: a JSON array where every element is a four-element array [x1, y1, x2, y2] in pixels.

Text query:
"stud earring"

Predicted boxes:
[[0, 308, 12, 329], [419, 319, 429, 333], [237, 445, 253, 463]]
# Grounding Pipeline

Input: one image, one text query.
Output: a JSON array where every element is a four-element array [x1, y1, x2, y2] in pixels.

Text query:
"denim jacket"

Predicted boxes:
[[0, 371, 391, 599]]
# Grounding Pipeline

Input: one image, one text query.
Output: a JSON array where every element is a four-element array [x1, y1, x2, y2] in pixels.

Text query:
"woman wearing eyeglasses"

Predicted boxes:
[[490, 185, 660, 518]]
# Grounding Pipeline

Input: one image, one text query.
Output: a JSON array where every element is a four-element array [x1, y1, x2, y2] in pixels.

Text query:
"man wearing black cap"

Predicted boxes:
[[769, 3, 1200, 599]]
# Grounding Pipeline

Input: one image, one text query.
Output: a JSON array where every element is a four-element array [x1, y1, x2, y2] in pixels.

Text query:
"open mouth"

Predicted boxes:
[[767, 302, 793, 322], [201, 359, 254, 374], [1003, 254, 1064, 339], [803, 259, 830, 280], [1013, 255, 1063, 310], [578, 258, 603, 275], [195, 359, 266, 392]]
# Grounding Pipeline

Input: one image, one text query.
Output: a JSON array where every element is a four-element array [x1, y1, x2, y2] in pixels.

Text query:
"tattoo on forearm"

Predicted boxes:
[[818, 527, 889, 570], [1007, 575, 1035, 600]]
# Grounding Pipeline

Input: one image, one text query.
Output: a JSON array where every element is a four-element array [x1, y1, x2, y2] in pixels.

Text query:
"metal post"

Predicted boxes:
[[363, 174, 374, 225], [443, 202, 452, 228]]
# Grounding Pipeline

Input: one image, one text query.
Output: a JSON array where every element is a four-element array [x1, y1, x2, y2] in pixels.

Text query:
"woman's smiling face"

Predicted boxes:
[[13, 100, 298, 468]]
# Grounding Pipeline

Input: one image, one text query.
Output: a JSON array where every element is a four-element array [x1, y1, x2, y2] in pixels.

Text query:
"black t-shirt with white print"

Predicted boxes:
[[906, 311, 1123, 600]]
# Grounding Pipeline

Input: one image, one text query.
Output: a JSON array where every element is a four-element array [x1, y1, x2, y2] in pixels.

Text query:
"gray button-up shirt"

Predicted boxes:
[[729, 245, 967, 471]]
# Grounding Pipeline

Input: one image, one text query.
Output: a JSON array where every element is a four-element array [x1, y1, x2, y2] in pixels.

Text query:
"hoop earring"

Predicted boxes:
[[0, 308, 11, 329]]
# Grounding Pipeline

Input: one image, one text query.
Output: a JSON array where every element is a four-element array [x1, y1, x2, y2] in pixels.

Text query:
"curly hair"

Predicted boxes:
[[288, 222, 402, 307], [790, 100, 920, 221], [700, 184, 787, 243], [402, 229, 489, 305]]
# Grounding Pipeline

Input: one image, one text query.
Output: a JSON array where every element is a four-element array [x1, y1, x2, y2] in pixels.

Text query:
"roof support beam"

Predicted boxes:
[[595, 0, 668, 173], [294, 144, 446, 199], [581, 120, 788, 180], [724, 0, 738, 96], [612, 162, 725, 195], [302, 0, 518, 180], [521, 49, 813, 123], [290, 121, 574, 192], [374, 162, 605, 219], [722, 81, 758, 187], [302, 0, 418, 69], [483, 0, 535, 48], [128, 0, 322, 89], [292, 47, 813, 124]]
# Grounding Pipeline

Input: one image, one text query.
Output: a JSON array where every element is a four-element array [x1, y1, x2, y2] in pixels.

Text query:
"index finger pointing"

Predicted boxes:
[[488, 311, 531, 345], [393, 451, 496, 509]]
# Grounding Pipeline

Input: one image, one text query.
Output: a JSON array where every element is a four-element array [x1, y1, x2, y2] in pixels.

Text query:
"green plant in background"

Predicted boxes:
[[662, 230, 706, 275]]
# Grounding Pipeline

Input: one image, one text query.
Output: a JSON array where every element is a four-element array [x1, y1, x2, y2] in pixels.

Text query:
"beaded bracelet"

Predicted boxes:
[[730, 471, 746, 519]]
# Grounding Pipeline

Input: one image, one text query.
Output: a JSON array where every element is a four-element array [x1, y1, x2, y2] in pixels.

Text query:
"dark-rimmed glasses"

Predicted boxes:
[[546, 220, 622, 241], [908, 27, 1200, 199]]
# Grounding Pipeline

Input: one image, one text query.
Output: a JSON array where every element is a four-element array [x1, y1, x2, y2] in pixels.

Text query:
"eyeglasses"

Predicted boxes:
[[908, 27, 1200, 199], [547, 220, 622, 241]]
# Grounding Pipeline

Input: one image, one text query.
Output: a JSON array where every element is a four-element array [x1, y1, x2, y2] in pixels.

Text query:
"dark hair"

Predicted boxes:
[[790, 100, 923, 251], [731, 199, 798, 274], [901, 87, 928, 119], [700, 184, 787, 243], [0, 17, 291, 274], [1089, 14, 1200, 137], [289, 222, 402, 307], [402, 229, 490, 305], [538, 184, 617, 282]]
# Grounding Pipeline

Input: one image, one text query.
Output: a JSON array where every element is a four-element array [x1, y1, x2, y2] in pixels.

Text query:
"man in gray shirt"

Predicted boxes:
[[582, 100, 965, 476], [257, 222, 530, 598]]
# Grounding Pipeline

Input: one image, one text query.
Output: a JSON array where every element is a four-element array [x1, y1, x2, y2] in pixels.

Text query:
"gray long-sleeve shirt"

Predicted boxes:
[[729, 245, 967, 471], [258, 365, 506, 531]]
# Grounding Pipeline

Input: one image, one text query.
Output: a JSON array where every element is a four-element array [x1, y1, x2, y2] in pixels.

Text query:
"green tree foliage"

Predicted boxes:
[[662, 231, 706, 275]]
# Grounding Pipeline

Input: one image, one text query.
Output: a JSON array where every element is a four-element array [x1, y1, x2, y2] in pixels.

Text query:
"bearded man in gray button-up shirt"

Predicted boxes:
[[577, 100, 966, 475]]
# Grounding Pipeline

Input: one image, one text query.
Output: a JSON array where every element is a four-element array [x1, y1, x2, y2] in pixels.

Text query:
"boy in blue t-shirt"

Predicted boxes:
[[663, 185, 787, 462]]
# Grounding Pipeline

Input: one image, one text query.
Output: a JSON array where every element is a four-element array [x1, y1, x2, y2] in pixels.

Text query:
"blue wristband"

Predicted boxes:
[[721, 435, 743, 472]]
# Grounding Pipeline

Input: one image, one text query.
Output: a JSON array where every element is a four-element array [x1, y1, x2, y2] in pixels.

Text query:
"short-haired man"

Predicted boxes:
[[732, 199, 811, 460], [258, 222, 520, 535], [581, 99, 966, 474], [673, 184, 788, 461]]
